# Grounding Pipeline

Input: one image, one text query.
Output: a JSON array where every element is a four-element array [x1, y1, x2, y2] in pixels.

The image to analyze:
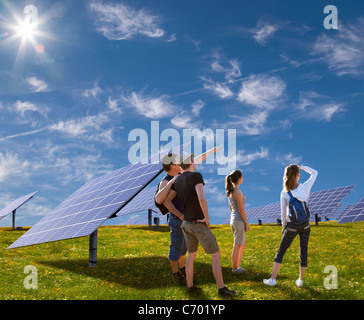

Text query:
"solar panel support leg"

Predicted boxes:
[[148, 209, 152, 228], [89, 229, 98, 267], [12, 210, 16, 230], [315, 214, 319, 226]]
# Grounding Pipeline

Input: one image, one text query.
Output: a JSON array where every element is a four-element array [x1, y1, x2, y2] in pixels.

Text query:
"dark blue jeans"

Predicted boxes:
[[274, 221, 310, 267], [168, 214, 187, 261]]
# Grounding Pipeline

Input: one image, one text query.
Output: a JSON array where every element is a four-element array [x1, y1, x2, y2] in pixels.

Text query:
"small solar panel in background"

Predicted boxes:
[[0, 191, 39, 220]]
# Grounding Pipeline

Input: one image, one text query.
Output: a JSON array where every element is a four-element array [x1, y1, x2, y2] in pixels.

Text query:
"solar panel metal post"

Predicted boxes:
[[315, 214, 319, 226], [89, 229, 98, 267], [148, 209, 152, 228], [154, 217, 160, 229], [12, 210, 16, 230]]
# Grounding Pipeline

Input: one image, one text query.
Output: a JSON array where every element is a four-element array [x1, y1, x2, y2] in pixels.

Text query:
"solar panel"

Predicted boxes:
[[338, 197, 364, 224], [0, 190, 39, 220], [322, 204, 343, 220], [260, 202, 280, 222], [116, 186, 158, 216], [335, 204, 355, 222], [309, 186, 355, 215], [246, 206, 265, 222], [8, 145, 187, 249]]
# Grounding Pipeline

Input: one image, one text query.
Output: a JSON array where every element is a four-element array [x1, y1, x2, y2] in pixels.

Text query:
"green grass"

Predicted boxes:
[[0, 222, 363, 300]]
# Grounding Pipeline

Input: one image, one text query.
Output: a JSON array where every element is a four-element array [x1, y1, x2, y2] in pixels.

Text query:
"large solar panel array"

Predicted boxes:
[[8, 145, 186, 249], [245, 186, 355, 224], [0, 191, 39, 220], [338, 197, 364, 224]]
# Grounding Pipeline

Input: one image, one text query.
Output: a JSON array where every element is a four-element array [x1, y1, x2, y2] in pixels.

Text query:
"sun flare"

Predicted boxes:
[[16, 21, 36, 40]]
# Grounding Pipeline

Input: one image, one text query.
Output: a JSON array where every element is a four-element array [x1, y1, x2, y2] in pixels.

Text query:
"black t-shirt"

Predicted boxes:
[[162, 174, 184, 215], [171, 171, 205, 221]]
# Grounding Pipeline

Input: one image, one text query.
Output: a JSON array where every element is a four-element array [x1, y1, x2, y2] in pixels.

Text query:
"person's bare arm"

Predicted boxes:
[[155, 176, 178, 204], [195, 183, 209, 228], [193, 146, 221, 165], [163, 190, 184, 220]]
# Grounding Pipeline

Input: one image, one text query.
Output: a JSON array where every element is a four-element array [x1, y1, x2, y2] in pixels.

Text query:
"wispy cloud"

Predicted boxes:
[[107, 96, 122, 114], [0, 152, 31, 183], [227, 111, 270, 136], [211, 57, 241, 82], [191, 100, 205, 116], [89, 0, 165, 40], [202, 77, 234, 99], [0, 128, 48, 142], [171, 114, 195, 128], [201, 51, 243, 99], [13, 100, 40, 116], [251, 18, 279, 45], [82, 81, 103, 100], [122, 91, 177, 119], [26, 76, 49, 92], [237, 74, 286, 109], [276, 153, 303, 166], [236, 147, 269, 165], [0, 111, 115, 144], [50, 113, 114, 143], [311, 17, 364, 76], [171, 101, 204, 128], [209, 73, 287, 136], [295, 91, 346, 122]]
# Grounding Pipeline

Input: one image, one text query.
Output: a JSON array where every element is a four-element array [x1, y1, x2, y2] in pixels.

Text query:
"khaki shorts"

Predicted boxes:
[[181, 221, 220, 254], [230, 220, 246, 245]]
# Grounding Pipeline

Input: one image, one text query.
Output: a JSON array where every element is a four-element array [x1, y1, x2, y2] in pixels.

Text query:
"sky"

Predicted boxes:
[[0, 0, 363, 227]]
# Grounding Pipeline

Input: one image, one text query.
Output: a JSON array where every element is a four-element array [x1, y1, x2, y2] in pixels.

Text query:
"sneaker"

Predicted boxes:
[[218, 286, 238, 298], [263, 278, 277, 286], [295, 278, 303, 287], [232, 267, 246, 274], [179, 267, 186, 277], [173, 272, 186, 285], [187, 285, 202, 296]]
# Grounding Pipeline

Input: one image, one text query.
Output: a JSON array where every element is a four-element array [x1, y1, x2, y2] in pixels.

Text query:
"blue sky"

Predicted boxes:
[[0, 0, 363, 227]]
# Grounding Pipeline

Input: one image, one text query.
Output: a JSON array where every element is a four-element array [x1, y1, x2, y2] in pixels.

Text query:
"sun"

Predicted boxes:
[[15, 21, 36, 40]]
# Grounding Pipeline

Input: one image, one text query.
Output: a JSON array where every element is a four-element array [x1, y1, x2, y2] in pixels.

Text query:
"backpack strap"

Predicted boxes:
[[288, 191, 307, 205], [287, 191, 295, 201]]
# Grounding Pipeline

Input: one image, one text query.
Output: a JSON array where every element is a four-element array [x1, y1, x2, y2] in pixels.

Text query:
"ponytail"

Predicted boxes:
[[283, 164, 300, 191], [225, 170, 243, 197], [225, 175, 234, 197]]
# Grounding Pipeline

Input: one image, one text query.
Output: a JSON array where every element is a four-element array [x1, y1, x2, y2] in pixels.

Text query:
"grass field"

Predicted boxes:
[[0, 221, 363, 300]]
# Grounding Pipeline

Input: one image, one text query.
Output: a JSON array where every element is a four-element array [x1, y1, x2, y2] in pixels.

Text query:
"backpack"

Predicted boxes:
[[154, 181, 170, 215], [287, 191, 310, 223]]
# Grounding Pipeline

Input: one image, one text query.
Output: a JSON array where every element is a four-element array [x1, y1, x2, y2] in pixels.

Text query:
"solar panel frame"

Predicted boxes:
[[0, 190, 39, 220], [8, 144, 188, 249]]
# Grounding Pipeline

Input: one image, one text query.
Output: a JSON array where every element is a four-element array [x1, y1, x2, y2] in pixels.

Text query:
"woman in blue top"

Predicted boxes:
[[226, 170, 250, 274]]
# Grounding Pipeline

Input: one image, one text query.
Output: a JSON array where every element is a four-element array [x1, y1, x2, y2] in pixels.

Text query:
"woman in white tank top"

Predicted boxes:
[[226, 170, 250, 274]]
